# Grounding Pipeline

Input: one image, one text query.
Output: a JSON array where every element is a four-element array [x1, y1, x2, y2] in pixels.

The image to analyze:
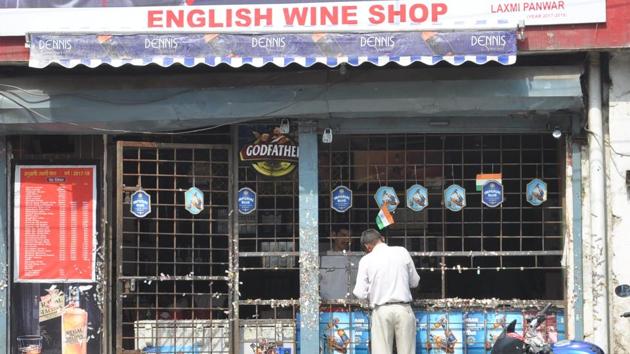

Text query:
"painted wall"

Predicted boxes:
[[605, 52, 630, 353]]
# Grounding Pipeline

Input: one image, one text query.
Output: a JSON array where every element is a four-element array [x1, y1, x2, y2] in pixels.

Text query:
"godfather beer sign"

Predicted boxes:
[[240, 126, 299, 177]]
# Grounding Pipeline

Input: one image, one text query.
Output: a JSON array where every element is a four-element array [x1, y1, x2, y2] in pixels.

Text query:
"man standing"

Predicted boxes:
[[353, 229, 420, 354]]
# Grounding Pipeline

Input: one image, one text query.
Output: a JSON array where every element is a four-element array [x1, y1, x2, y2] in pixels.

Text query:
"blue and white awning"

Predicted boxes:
[[29, 31, 517, 69]]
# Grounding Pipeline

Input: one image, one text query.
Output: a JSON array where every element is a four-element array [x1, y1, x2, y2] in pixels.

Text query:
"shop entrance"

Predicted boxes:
[[115, 141, 233, 353]]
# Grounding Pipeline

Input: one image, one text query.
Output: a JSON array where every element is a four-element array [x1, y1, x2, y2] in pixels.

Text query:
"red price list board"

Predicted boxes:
[[14, 165, 96, 283]]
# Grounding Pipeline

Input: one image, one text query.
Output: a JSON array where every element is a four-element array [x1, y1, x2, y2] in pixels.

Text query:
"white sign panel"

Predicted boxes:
[[0, 0, 605, 36]]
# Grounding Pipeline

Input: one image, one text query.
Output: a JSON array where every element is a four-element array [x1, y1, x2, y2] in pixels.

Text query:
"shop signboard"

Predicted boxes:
[[331, 185, 352, 213], [240, 126, 298, 177], [406, 184, 428, 212], [130, 189, 151, 218], [184, 186, 204, 215], [481, 180, 503, 208], [0, 0, 605, 36], [27, 31, 518, 69], [238, 187, 257, 215], [14, 165, 97, 283], [374, 186, 399, 212], [526, 178, 547, 206], [444, 184, 466, 212]]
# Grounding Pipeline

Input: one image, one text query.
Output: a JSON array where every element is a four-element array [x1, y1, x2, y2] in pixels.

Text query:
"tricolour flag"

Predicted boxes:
[[375, 203, 395, 230], [476, 173, 502, 191]]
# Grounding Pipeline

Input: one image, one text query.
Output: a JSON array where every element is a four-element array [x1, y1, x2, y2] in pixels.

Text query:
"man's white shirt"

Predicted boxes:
[[352, 243, 420, 307]]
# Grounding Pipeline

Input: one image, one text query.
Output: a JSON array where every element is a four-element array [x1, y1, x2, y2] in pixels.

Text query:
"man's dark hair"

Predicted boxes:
[[360, 229, 382, 247], [331, 226, 350, 234]]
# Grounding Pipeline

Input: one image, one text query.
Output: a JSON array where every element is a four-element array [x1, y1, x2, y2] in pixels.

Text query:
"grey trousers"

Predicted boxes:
[[371, 304, 416, 354]]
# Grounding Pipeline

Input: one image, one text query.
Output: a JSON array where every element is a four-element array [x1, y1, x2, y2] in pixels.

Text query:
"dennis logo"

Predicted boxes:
[[240, 127, 299, 177]]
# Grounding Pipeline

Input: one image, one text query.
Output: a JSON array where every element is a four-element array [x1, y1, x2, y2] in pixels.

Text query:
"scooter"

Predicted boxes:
[[491, 303, 601, 354], [491, 284, 630, 354]]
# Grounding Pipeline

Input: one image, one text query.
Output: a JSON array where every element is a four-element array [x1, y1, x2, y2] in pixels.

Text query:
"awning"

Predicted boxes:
[[28, 31, 517, 69], [0, 65, 582, 134]]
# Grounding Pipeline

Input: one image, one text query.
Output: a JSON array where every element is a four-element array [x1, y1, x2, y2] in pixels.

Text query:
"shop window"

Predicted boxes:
[[318, 134, 564, 302]]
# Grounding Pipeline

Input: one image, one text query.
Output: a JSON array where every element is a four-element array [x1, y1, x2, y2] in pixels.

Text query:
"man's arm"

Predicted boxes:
[[406, 250, 420, 288], [352, 258, 369, 299]]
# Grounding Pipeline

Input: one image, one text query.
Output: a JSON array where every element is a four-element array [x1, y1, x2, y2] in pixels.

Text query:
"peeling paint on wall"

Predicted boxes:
[[606, 52, 630, 354]]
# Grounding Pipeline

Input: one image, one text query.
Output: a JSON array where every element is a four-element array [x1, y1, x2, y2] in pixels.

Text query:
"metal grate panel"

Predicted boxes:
[[319, 134, 565, 301], [116, 142, 232, 353]]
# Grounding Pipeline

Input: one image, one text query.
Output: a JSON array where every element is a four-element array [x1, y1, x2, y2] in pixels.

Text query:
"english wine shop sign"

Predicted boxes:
[[0, 0, 605, 36]]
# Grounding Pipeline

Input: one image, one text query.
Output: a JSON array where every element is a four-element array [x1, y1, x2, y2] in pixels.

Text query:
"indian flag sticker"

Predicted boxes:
[[375, 203, 395, 230], [476, 173, 502, 192]]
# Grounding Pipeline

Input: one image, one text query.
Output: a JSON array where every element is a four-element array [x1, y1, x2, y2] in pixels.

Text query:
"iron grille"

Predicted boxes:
[[116, 142, 232, 353], [318, 134, 565, 301]]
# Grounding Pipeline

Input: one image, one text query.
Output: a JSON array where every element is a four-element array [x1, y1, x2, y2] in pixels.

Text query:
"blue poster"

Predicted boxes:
[[130, 190, 151, 218], [486, 311, 524, 351], [444, 184, 466, 212], [526, 178, 547, 206], [406, 184, 428, 212], [184, 186, 204, 215], [374, 186, 399, 212], [416, 311, 464, 354], [481, 180, 503, 208], [331, 185, 352, 213], [463, 312, 486, 354], [237, 187, 257, 215], [320, 311, 369, 354]]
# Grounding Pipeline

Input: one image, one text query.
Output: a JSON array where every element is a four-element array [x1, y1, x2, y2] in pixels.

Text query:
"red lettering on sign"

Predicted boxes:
[[188, 9, 205, 27], [235, 8, 251, 27], [432, 3, 448, 21], [409, 4, 428, 22], [320, 6, 338, 25], [256, 8, 273, 26], [147, 10, 163, 28], [283, 7, 308, 26], [387, 4, 407, 23], [166, 10, 184, 28], [341, 5, 358, 25], [369, 5, 385, 24]]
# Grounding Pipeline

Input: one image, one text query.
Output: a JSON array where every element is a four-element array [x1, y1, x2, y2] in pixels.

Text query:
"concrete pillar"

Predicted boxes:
[[298, 120, 320, 353], [0, 136, 8, 353]]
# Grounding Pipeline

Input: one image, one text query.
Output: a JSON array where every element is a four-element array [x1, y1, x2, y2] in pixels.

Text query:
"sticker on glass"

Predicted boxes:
[[237, 187, 257, 215], [374, 186, 400, 212], [130, 189, 151, 218], [444, 184, 466, 212], [482, 180, 504, 208], [185, 187, 204, 215], [331, 185, 352, 213], [526, 178, 547, 206], [406, 184, 428, 212]]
